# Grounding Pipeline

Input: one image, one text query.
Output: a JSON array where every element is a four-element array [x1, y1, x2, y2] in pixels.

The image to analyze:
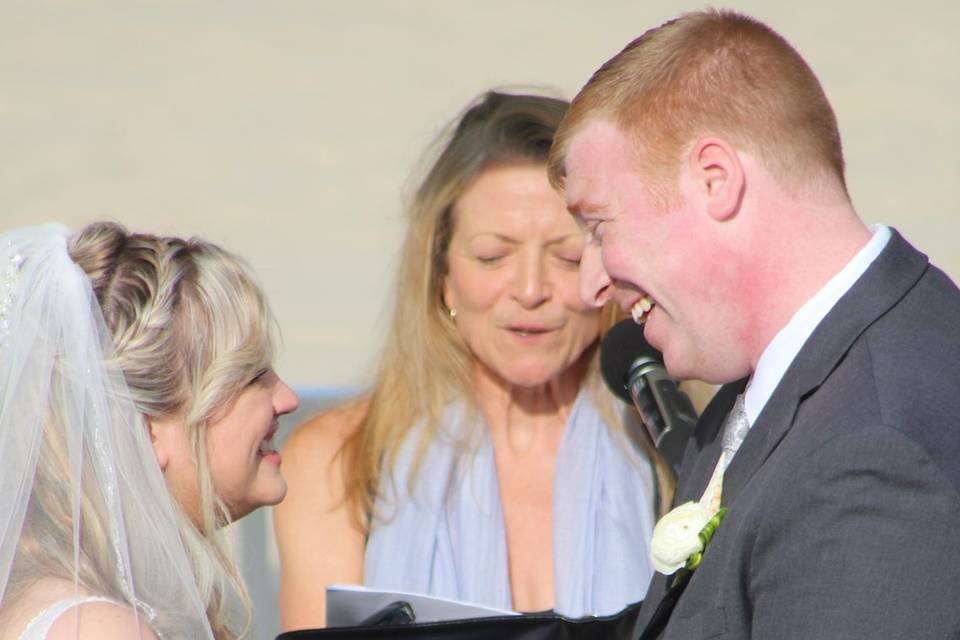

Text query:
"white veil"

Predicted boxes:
[[0, 225, 213, 638]]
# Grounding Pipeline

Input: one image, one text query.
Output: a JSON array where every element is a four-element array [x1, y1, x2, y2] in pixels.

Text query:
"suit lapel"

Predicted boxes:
[[633, 381, 745, 639], [722, 229, 929, 505], [636, 570, 693, 640]]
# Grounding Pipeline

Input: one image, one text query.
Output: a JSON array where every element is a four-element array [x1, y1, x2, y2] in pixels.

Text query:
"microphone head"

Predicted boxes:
[[600, 318, 664, 404]]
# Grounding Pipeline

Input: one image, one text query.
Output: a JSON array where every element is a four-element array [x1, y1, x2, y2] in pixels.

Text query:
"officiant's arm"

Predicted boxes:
[[273, 403, 366, 631], [749, 425, 960, 638]]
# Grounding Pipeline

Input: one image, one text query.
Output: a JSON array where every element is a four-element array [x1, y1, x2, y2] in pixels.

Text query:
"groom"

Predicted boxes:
[[549, 9, 960, 640]]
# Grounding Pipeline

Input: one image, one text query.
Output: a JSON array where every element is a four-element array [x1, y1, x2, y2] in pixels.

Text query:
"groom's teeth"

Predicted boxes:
[[631, 296, 654, 324]]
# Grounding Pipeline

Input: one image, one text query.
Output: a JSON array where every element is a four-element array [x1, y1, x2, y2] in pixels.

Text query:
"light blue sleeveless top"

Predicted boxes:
[[364, 390, 657, 617]]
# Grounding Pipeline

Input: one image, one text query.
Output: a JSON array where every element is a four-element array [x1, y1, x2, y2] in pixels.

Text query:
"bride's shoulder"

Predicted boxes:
[[44, 599, 158, 640], [6, 578, 157, 640], [0, 578, 72, 640]]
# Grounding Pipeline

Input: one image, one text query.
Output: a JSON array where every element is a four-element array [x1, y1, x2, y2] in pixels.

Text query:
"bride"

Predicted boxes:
[[0, 222, 298, 639]]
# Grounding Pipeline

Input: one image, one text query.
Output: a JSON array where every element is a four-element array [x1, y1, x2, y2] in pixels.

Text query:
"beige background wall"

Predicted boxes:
[[3, 3, 957, 636], [4, 1, 958, 392]]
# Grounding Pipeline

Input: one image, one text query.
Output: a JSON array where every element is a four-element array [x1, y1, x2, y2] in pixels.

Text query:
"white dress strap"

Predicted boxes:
[[18, 596, 118, 640]]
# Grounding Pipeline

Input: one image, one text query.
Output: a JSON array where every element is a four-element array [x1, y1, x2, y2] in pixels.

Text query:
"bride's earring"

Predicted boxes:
[[449, 308, 457, 319]]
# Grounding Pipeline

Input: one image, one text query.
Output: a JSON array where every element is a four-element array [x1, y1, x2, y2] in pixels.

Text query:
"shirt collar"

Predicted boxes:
[[743, 225, 891, 425]]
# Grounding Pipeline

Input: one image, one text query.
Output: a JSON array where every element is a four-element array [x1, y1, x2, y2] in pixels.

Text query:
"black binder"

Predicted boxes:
[[276, 600, 642, 640]]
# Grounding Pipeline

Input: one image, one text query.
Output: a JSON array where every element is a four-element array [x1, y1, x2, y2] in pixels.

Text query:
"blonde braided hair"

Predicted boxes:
[[63, 221, 277, 639]]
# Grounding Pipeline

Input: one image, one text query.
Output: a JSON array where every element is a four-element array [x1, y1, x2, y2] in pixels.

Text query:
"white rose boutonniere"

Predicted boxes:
[[650, 502, 728, 575]]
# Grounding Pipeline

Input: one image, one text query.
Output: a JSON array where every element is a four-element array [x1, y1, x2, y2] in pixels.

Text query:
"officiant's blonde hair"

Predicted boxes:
[[340, 91, 675, 530]]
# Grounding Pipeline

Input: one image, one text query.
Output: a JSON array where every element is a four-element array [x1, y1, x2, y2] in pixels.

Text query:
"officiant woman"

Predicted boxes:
[[274, 91, 675, 631]]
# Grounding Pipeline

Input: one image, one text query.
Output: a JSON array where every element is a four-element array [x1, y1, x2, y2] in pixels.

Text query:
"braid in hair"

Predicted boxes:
[[69, 222, 192, 418]]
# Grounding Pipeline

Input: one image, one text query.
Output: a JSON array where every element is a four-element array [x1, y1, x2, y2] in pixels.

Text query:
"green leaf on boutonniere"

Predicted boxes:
[[651, 502, 729, 574], [685, 507, 728, 571]]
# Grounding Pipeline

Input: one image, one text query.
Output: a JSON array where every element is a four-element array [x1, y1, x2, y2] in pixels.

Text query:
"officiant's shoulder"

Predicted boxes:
[[280, 398, 369, 499]]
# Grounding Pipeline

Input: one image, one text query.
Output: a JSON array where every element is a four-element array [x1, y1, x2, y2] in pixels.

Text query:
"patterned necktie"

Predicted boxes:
[[699, 394, 750, 513]]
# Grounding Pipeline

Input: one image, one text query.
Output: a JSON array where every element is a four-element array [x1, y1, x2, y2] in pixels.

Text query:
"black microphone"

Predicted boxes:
[[600, 318, 697, 472]]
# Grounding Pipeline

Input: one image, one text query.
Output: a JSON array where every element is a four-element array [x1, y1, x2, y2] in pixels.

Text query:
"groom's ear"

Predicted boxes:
[[687, 136, 744, 222]]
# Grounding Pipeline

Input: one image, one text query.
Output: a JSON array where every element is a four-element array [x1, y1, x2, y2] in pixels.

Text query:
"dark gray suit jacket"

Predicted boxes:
[[633, 230, 960, 639]]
